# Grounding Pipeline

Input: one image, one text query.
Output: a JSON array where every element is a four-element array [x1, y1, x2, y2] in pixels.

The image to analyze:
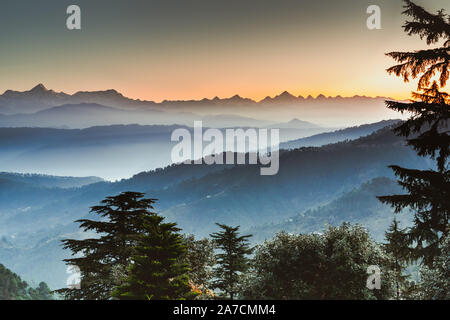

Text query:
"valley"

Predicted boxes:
[[0, 123, 429, 289]]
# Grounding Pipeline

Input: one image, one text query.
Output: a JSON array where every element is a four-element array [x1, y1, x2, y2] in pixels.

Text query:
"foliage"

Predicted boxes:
[[112, 214, 196, 300], [241, 223, 396, 300], [384, 218, 411, 299], [181, 235, 216, 299], [386, 0, 450, 90], [378, 0, 450, 266], [418, 234, 450, 300], [210, 224, 253, 300], [56, 192, 158, 300], [0, 264, 53, 300]]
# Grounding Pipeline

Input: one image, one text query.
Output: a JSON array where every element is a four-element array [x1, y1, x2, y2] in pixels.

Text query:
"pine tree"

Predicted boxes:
[[210, 223, 253, 300], [112, 214, 195, 300], [56, 192, 158, 300], [384, 219, 411, 299], [377, 0, 450, 266]]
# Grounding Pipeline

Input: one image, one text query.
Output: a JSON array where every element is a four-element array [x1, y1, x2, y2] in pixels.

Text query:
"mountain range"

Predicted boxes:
[[0, 84, 393, 114], [0, 84, 153, 114], [0, 84, 403, 127]]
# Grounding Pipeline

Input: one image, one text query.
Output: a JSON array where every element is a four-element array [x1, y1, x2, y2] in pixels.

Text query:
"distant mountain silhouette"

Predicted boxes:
[[0, 84, 404, 128], [261, 91, 299, 104], [2, 84, 67, 100], [269, 118, 322, 129], [0, 84, 69, 114], [159, 95, 252, 107], [0, 103, 168, 128], [0, 84, 394, 114], [0, 85, 155, 115]]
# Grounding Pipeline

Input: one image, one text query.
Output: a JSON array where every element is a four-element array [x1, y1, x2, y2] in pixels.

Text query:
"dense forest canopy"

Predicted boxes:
[[0, 264, 53, 300]]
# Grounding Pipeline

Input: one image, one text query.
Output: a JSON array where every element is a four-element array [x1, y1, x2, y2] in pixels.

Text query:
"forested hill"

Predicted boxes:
[[248, 177, 410, 242], [150, 126, 431, 236], [280, 119, 401, 149], [0, 172, 102, 189], [0, 125, 431, 236], [0, 124, 433, 288], [0, 264, 53, 300]]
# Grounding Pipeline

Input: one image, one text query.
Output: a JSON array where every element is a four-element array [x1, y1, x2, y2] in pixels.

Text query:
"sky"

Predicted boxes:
[[0, 0, 448, 102]]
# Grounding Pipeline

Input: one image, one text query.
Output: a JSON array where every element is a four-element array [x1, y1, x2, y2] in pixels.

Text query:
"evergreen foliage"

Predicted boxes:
[[112, 214, 195, 300], [210, 224, 253, 300], [56, 192, 158, 300], [378, 0, 450, 266], [418, 234, 450, 299], [384, 218, 411, 299]]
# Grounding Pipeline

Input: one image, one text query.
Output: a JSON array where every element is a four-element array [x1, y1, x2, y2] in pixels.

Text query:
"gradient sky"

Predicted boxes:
[[0, 0, 448, 101]]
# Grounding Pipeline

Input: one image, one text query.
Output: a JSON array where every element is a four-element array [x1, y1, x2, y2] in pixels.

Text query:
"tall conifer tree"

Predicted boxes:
[[378, 0, 450, 266], [210, 224, 253, 300], [384, 219, 411, 299], [57, 192, 158, 300], [112, 214, 195, 300]]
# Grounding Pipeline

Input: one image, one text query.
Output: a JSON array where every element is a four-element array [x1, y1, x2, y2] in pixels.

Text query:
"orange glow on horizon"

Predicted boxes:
[[42, 85, 414, 103]]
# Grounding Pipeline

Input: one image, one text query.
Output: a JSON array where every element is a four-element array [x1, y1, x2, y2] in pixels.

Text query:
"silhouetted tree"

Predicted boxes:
[[378, 0, 450, 266], [56, 192, 158, 300], [210, 224, 253, 300], [112, 214, 195, 300]]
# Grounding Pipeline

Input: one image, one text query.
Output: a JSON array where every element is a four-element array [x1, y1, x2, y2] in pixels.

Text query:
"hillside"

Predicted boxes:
[[0, 125, 428, 237], [248, 177, 411, 242], [0, 124, 327, 179], [280, 119, 401, 149], [0, 172, 102, 189], [0, 264, 52, 300], [0, 125, 432, 288]]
